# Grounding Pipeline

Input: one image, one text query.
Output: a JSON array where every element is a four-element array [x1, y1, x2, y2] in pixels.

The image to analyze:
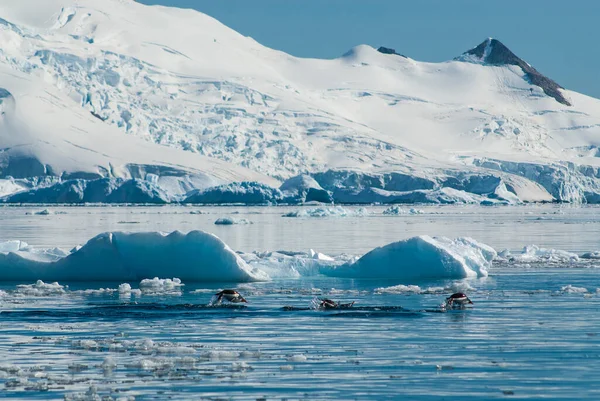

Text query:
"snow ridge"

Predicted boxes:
[[460, 38, 570, 106]]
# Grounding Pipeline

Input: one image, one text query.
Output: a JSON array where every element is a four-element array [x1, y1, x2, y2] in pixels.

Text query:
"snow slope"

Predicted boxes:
[[1, 0, 600, 202]]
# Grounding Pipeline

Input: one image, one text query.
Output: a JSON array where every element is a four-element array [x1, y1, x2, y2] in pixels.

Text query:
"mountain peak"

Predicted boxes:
[[459, 38, 571, 106], [464, 38, 523, 66]]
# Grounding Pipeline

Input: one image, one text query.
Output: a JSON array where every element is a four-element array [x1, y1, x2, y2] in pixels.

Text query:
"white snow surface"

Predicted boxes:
[[324, 236, 496, 281], [1, 0, 600, 203]]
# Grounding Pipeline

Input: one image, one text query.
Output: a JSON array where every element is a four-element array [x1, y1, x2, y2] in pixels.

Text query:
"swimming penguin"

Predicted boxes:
[[214, 289, 248, 303], [318, 298, 355, 309], [445, 293, 473, 308]]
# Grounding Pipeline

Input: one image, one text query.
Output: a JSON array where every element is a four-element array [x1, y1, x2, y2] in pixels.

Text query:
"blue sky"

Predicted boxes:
[[139, 0, 600, 99]]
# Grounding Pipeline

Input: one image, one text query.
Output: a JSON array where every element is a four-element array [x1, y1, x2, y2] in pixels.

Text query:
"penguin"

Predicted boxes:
[[214, 289, 248, 303], [445, 293, 473, 308], [318, 298, 355, 309]]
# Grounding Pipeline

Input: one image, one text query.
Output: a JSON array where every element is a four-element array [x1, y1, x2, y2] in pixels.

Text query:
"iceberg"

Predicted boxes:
[[0, 231, 269, 283], [323, 236, 495, 282]]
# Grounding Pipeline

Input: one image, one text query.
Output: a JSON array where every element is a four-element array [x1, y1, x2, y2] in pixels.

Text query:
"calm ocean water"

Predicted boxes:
[[1, 205, 599, 400]]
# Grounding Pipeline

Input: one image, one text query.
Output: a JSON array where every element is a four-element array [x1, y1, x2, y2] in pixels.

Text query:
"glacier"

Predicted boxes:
[[0, 1, 600, 203]]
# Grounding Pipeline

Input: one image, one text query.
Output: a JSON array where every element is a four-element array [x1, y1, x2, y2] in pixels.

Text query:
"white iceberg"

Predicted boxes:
[[0, 231, 269, 283], [323, 236, 495, 281]]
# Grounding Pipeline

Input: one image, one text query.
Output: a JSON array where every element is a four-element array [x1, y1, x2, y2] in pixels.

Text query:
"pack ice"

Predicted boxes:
[[1, 0, 600, 204], [0, 231, 496, 283]]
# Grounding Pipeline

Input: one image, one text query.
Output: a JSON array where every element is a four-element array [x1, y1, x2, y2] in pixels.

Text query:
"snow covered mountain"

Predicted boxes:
[[1, 0, 600, 203]]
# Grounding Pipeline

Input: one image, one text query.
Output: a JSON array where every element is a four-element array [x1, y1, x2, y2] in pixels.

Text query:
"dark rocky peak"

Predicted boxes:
[[460, 38, 571, 106], [377, 46, 407, 58]]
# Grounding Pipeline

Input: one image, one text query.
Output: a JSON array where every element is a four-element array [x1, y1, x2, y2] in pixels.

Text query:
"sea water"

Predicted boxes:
[[1, 205, 599, 400]]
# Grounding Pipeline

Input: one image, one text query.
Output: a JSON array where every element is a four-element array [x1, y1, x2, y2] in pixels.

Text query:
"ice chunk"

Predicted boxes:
[[374, 284, 422, 294], [214, 217, 252, 225], [309, 249, 335, 262], [287, 354, 308, 362], [499, 245, 579, 263], [580, 251, 600, 260], [189, 210, 208, 215], [0, 240, 29, 253], [243, 250, 343, 279], [15, 280, 66, 296], [383, 206, 425, 215], [324, 236, 495, 281], [139, 277, 184, 295], [0, 230, 269, 282], [375, 281, 476, 294], [282, 206, 368, 218], [559, 285, 588, 294]]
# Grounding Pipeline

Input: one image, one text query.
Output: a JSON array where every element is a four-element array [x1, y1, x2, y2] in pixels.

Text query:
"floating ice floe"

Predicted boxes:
[[282, 206, 368, 218], [580, 251, 600, 260], [242, 250, 342, 279], [374, 281, 476, 295], [0, 231, 269, 282], [118, 283, 142, 297], [214, 217, 252, 225], [498, 246, 580, 264], [139, 277, 184, 295], [558, 285, 589, 294], [323, 236, 495, 281], [15, 280, 66, 296]]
